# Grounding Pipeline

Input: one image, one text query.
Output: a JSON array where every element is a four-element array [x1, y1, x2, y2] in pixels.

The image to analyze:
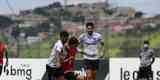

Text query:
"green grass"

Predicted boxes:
[[109, 48, 121, 57], [18, 35, 58, 58], [150, 32, 160, 48], [104, 35, 125, 57], [18, 42, 50, 58]]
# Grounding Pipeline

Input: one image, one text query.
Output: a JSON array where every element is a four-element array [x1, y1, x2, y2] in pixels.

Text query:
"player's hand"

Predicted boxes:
[[80, 52, 86, 55], [64, 43, 69, 48], [69, 56, 74, 60], [56, 63, 61, 68]]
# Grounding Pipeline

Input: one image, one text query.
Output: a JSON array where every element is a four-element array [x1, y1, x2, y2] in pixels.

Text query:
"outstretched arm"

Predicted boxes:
[[76, 48, 86, 55], [151, 51, 155, 65], [151, 57, 155, 65]]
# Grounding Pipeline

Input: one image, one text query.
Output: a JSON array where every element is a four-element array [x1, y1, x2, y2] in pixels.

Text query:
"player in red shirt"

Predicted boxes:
[[0, 41, 8, 76], [63, 36, 84, 80]]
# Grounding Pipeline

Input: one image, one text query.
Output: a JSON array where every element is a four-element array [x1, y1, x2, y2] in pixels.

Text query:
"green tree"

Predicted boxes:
[[0, 16, 14, 29], [49, 2, 62, 8], [11, 26, 20, 39], [60, 9, 72, 20], [49, 17, 62, 32], [33, 8, 49, 16], [72, 15, 85, 23], [38, 22, 50, 32], [135, 11, 144, 18]]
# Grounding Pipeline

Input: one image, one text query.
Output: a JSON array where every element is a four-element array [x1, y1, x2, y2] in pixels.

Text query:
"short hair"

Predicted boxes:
[[144, 40, 149, 45], [86, 22, 94, 28], [60, 30, 69, 38], [68, 37, 79, 45]]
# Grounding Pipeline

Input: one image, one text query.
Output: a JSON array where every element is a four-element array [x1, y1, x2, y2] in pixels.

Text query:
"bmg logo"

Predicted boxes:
[[0, 64, 32, 80]]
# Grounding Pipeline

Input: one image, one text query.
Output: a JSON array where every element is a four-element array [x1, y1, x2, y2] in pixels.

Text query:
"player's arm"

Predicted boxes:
[[101, 41, 104, 46], [4, 45, 8, 66], [5, 51, 8, 66], [76, 48, 86, 55], [49, 48, 60, 66], [51, 44, 63, 67], [151, 57, 155, 65], [64, 56, 74, 62], [151, 50, 155, 65], [139, 49, 142, 59], [139, 55, 142, 60], [99, 37, 105, 58], [78, 34, 84, 50], [59, 49, 65, 63]]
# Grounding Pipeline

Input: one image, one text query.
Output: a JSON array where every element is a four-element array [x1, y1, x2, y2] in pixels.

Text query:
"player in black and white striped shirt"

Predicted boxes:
[[46, 31, 69, 80], [138, 40, 155, 80], [79, 22, 104, 80]]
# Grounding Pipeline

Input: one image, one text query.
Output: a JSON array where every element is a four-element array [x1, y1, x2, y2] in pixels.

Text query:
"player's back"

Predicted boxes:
[[47, 40, 64, 67]]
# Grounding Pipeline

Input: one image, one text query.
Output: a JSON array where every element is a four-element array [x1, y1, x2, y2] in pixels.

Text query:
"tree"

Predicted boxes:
[[33, 8, 49, 16], [49, 17, 62, 32], [11, 26, 20, 39], [135, 11, 144, 18], [105, 9, 114, 15], [72, 15, 85, 23], [38, 22, 50, 32], [60, 9, 72, 20], [0, 16, 14, 29], [49, 2, 62, 8]]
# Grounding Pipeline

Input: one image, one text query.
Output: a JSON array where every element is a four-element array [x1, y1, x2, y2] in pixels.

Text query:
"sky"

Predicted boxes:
[[0, 0, 105, 14], [0, 0, 160, 16], [109, 0, 160, 17]]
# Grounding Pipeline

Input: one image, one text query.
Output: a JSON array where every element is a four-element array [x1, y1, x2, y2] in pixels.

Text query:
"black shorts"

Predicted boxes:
[[46, 65, 64, 78], [0, 65, 2, 75], [65, 72, 77, 80], [138, 65, 153, 79], [84, 59, 99, 70]]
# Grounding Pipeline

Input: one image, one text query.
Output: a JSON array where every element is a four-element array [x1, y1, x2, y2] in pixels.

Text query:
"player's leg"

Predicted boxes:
[[56, 76, 65, 80], [76, 74, 85, 80], [143, 66, 150, 80], [138, 67, 144, 80], [46, 65, 54, 80], [92, 70, 96, 80], [65, 72, 77, 80], [0, 65, 3, 76], [84, 59, 93, 80], [54, 67, 65, 80], [91, 60, 99, 80], [86, 69, 93, 80], [147, 66, 153, 80]]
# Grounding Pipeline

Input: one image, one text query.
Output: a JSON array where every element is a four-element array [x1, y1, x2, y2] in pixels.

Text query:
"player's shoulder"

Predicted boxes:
[[0, 42, 6, 48], [149, 48, 154, 52], [54, 40, 63, 48], [80, 33, 87, 37], [93, 32, 102, 37], [79, 33, 87, 39]]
